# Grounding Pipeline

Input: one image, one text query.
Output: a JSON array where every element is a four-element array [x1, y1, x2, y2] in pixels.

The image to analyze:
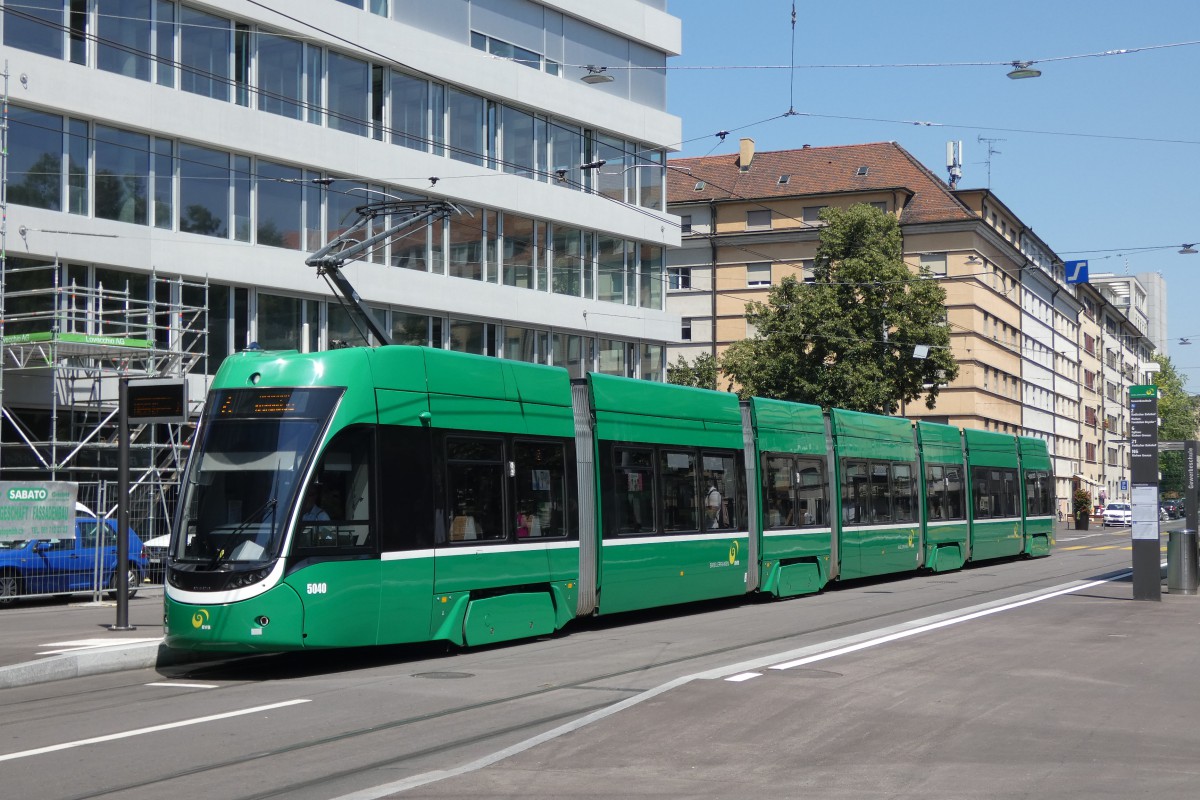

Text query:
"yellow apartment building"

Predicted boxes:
[[666, 139, 1148, 507]]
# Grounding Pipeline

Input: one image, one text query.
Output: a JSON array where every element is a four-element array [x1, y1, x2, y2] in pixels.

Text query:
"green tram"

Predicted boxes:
[[164, 346, 1054, 653]]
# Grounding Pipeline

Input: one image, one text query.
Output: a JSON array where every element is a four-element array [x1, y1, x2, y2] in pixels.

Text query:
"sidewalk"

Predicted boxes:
[[0, 587, 214, 689]]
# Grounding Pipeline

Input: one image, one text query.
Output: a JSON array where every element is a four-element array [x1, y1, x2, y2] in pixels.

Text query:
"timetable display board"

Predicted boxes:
[[127, 379, 188, 423]]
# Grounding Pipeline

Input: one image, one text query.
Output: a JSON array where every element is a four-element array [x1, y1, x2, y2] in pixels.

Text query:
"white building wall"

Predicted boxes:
[[3, 0, 682, 377]]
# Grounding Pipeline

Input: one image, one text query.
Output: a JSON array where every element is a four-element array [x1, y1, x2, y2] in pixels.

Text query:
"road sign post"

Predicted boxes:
[[1129, 385, 1160, 601]]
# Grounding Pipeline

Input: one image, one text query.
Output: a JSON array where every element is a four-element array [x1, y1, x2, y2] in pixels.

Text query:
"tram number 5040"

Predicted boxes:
[[306, 583, 328, 595]]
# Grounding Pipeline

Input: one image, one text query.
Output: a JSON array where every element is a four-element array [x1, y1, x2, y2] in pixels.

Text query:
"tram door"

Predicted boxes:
[[294, 426, 383, 647]]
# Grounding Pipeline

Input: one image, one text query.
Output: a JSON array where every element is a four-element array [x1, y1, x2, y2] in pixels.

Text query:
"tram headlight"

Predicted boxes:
[[229, 567, 271, 589]]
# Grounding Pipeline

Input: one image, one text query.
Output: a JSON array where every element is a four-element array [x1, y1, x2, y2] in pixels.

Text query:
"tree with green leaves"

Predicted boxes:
[[667, 352, 720, 390], [720, 203, 958, 413], [1153, 354, 1198, 496]]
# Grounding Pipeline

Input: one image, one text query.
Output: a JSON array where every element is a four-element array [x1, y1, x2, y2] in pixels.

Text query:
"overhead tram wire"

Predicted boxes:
[[557, 37, 1200, 73], [7, 10, 1076, 302], [5, 5, 689, 173]]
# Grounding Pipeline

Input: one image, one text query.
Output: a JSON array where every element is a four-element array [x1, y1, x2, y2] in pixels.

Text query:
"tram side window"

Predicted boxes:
[[1022, 470, 1051, 516], [1024, 471, 1040, 516], [842, 461, 870, 524], [701, 452, 740, 531], [944, 467, 965, 520], [513, 440, 570, 538], [927, 465, 966, 521], [299, 425, 375, 551], [446, 437, 506, 541], [892, 463, 915, 523], [796, 458, 827, 527], [870, 463, 892, 523], [973, 466, 1004, 519], [613, 447, 655, 533], [999, 469, 1017, 517], [927, 465, 945, 519], [763, 456, 796, 528], [661, 450, 699, 531], [1038, 473, 1055, 516]]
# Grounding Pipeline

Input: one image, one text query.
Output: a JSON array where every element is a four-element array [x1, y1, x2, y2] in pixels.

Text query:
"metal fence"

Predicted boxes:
[[0, 480, 177, 603]]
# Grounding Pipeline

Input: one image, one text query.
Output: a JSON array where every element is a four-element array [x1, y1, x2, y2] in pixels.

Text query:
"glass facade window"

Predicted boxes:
[[503, 214, 536, 289], [68, 118, 88, 215], [328, 52, 370, 136], [97, 0, 151, 80], [483, 210, 499, 282], [391, 311, 431, 346], [179, 143, 229, 237], [5, 0, 64, 58], [8, 106, 63, 211], [448, 206, 482, 280], [640, 344, 662, 382], [637, 148, 664, 210], [258, 32, 305, 120], [503, 325, 545, 364], [256, 293, 310, 351], [233, 154, 251, 241], [550, 123, 583, 190], [151, 137, 173, 229], [329, 302, 384, 348], [449, 319, 495, 355], [640, 244, 662, 309], [552, 226, 583, 297], [597, 236, 624, 304], [595, 134, 627, 202], [391, 214, 430, 271], [552, 333, 590, 378], [94, 125, 149, 225], [446, 88, 485, 166], [256, 160, 303, 249], [325, 179, 367, 244], [500, 105, 537, 178], [180, 6, 231, 101], [154, 0, 175, 86], [599, 338, 625, 376], [390, 71, 429, 151], [305, 46, 324, 125]]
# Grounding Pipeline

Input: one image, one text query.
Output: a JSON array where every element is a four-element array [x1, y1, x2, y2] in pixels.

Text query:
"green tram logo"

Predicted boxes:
[[191, 609, 212, 630]]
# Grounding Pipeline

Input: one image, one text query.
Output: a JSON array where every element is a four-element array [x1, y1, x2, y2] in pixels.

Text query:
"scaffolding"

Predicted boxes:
[[0, 260, 208, 541]]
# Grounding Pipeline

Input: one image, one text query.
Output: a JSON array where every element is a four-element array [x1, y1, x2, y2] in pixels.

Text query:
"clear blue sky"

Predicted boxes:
[[665, 0, 1200, 383]]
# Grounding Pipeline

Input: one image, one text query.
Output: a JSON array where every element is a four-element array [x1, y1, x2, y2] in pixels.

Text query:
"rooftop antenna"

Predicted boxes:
[[946, 140, 963, 189], [977, 135, 1005, 188]]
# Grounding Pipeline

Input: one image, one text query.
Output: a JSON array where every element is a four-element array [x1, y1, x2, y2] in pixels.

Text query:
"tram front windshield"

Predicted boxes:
[[176, 387, 343, 567]]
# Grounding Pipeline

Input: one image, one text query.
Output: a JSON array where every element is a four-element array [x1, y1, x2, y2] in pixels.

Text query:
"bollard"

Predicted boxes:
[[1167, 530, 1199, 595]]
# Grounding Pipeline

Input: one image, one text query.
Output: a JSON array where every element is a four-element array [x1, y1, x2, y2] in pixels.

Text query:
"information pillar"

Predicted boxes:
[[1129, 385, 1160, 601]]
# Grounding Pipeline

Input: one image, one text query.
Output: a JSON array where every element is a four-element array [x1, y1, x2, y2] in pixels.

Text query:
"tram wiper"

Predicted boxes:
[[208, 497, 277, 569]]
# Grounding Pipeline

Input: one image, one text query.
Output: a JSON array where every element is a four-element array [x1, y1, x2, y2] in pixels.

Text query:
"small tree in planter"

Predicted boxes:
[[1072, 488, 1092, 530]]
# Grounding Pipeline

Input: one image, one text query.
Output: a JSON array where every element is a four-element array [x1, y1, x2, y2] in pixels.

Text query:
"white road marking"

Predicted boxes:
[[144, 682, 220, 689], [724, 672, 762, 682], [769, 577, 1114, 671], [0, 699, 310, 762], [329, 571, 1133, 799]]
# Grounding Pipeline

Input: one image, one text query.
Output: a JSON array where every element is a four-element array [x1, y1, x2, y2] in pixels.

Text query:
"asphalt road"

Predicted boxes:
[[1, 523, 1196, 800]]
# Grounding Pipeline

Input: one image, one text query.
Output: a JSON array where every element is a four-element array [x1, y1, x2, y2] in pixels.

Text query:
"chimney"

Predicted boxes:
[[739, 137, 755, 171]]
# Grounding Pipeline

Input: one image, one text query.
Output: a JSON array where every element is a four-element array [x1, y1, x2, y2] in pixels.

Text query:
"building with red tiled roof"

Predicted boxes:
[[665, 138, 1148, 506]]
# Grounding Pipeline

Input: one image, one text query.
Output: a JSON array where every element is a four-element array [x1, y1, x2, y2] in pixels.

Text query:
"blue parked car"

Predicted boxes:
[[0, 505, 149, 602]]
